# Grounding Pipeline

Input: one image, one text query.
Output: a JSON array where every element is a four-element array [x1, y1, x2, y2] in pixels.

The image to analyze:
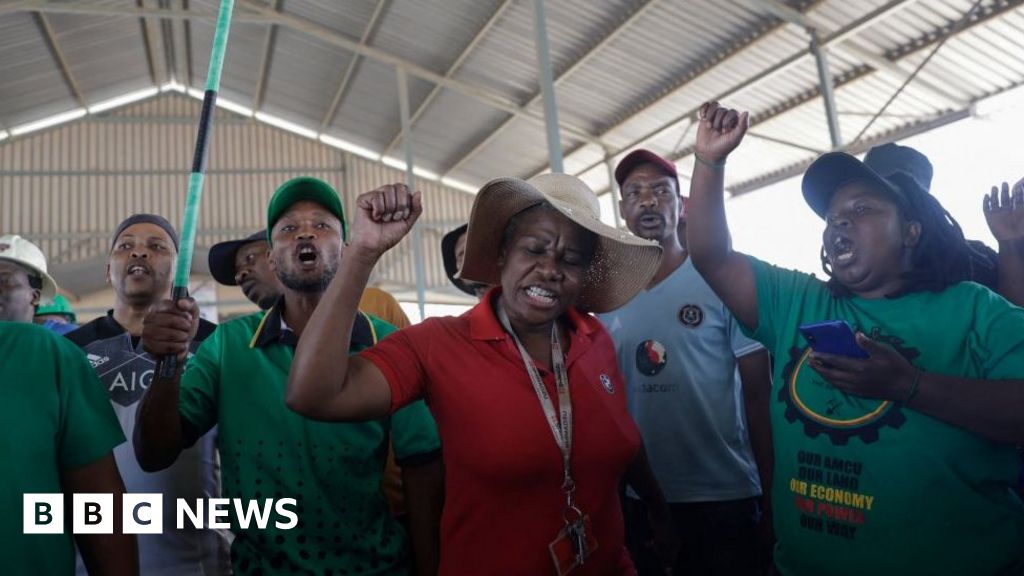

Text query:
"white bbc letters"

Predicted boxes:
[[208, 498, 232, 530], [24, 494, 299, 533]]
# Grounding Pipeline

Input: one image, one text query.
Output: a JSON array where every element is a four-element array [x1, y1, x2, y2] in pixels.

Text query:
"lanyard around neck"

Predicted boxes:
[[497, 304, 574, 493]]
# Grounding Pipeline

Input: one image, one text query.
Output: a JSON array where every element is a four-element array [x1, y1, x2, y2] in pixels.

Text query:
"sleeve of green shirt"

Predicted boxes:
[[56, 337, 125, 470], [366, 316, 442, 467], [968, 284, 1024, 378], [178, 325, 222, 438]]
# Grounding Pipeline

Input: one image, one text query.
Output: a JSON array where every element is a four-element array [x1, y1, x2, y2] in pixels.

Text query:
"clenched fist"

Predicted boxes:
[[142, 298, 200, 361], [348, 183, 424, 261], [695, 101, 749, 166]]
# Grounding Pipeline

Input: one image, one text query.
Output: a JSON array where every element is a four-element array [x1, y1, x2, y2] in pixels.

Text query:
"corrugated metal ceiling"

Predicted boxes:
[[1, 0, 1022, 199]]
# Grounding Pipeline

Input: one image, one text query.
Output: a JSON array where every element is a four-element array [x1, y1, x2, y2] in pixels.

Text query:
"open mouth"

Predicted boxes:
[[126, 263, 151, 277], [830, 236, 855, 265], [639, 213, 664, 227], [524, 285, 557, 306], [296, 244, 319, 267]]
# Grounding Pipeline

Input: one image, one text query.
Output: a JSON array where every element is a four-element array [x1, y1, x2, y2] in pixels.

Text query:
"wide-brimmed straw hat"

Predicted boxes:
[[460, 173, 662, 313]]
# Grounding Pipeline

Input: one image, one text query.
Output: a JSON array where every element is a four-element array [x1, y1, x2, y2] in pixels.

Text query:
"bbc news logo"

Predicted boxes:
[[23, 494, 298, 534]]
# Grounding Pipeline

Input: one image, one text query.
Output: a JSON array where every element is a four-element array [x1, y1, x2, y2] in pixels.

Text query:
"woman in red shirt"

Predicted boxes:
[[287, 174, 674, 575]]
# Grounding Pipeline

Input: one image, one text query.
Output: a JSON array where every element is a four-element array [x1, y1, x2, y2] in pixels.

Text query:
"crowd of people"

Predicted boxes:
[[1, 100, 1022, 576]]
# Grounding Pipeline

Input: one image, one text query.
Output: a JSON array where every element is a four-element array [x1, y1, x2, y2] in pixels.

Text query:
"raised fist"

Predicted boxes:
[[695, 101, 749, 165], [349, 183, 424, 259]]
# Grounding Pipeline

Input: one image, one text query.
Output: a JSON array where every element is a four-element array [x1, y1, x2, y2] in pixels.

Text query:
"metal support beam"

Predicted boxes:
[[252, 0, 284, 111], [809, 29, 843, 149], [15, 0, 603, 147], [532, 0, 562, 173], [397, 67, 427, 321], [580, 0, 1022, 197], [744, 0, 964, 107], [381, 0, 514, 157], [320, 0, 390, 131], [232, 0, 602, 146], [158, 0, 179, 83], [654, 0, 1020, 196], [33, 12, 86, 107], [833, 42, 965, 107], [568, 0, 921, 184], [745, 131, 826, 155], [18, 0, 270, 23], [728, 108, 971, 196], [605, 154, 622, 229], [529, 0, 789, 180], [442, 0, 660, 178], [137, 0, 161, 85], [182, 0, 194, 86]]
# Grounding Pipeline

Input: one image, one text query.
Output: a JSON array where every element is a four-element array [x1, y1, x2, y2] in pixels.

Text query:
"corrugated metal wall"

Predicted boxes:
[[0, 92, 476, 300]]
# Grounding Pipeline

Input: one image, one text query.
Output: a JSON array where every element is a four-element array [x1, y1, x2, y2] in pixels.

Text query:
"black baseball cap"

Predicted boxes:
[[441, 224, 479, 296], [208, 230, 268, 286], [802, 143, 933, 218]]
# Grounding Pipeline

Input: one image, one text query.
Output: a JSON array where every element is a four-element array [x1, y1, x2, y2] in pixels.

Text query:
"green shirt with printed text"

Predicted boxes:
[[744, 257, 1024, 576]]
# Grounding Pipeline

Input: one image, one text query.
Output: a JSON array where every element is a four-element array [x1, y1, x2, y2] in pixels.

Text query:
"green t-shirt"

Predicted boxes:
[[745, 257, 1024, 576], [0, 322, 125, 575], [179, 306, 441, 575]]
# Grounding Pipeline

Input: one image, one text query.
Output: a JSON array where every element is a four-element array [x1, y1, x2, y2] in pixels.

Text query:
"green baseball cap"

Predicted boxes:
[[35, 294, 76, 321], [266, 177, 347, 243]]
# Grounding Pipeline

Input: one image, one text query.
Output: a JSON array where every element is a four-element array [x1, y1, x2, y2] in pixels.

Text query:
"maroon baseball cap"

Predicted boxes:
[[614, 149, 679, 187]]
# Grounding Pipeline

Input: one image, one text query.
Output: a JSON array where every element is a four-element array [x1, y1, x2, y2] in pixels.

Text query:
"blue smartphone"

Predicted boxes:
[[798, 320, 869, 358]]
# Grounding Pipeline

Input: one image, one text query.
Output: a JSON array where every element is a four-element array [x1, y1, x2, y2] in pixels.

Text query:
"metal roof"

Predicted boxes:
[[0, 92, 482, 304], [2, 0, 1023, 202]]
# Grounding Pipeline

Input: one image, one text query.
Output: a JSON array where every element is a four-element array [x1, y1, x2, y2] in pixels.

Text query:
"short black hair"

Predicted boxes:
[[27, 273, 42, 290], [820, 174, 992, 298]]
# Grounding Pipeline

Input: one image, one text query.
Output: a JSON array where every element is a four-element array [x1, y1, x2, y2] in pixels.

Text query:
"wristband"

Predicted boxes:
[[694, 154, 726, 171]]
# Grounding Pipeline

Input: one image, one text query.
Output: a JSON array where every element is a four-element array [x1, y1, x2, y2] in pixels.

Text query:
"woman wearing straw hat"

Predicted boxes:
[[286, 174, 677, 574]]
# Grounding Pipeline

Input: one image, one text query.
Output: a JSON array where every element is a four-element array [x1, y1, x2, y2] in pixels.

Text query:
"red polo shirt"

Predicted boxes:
[[360, 289, 640, 575]]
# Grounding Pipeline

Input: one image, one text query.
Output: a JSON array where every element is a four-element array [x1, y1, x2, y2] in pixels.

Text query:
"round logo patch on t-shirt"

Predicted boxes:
[[679, 304, 704, 328], [779, 329, 916, 445], [600, 373, 615, 394], [636, 340, 668, 376]]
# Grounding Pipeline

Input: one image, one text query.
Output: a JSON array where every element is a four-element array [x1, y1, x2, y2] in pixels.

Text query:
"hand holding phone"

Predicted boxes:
[[798, 320, 869, 359]]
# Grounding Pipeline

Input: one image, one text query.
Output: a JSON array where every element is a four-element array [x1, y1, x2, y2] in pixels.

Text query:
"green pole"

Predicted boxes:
[[160, 0, 234, 377]]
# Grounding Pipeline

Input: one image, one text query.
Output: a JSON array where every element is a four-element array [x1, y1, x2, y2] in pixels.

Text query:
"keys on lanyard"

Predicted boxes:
[[565, 505, 589, 565]]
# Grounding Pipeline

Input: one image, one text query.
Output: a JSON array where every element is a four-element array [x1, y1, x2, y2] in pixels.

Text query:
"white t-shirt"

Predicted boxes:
[[600, 257, 764, 503]]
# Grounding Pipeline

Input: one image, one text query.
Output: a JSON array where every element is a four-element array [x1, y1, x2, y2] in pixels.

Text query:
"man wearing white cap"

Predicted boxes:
[[0, 234, 58, 322]]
